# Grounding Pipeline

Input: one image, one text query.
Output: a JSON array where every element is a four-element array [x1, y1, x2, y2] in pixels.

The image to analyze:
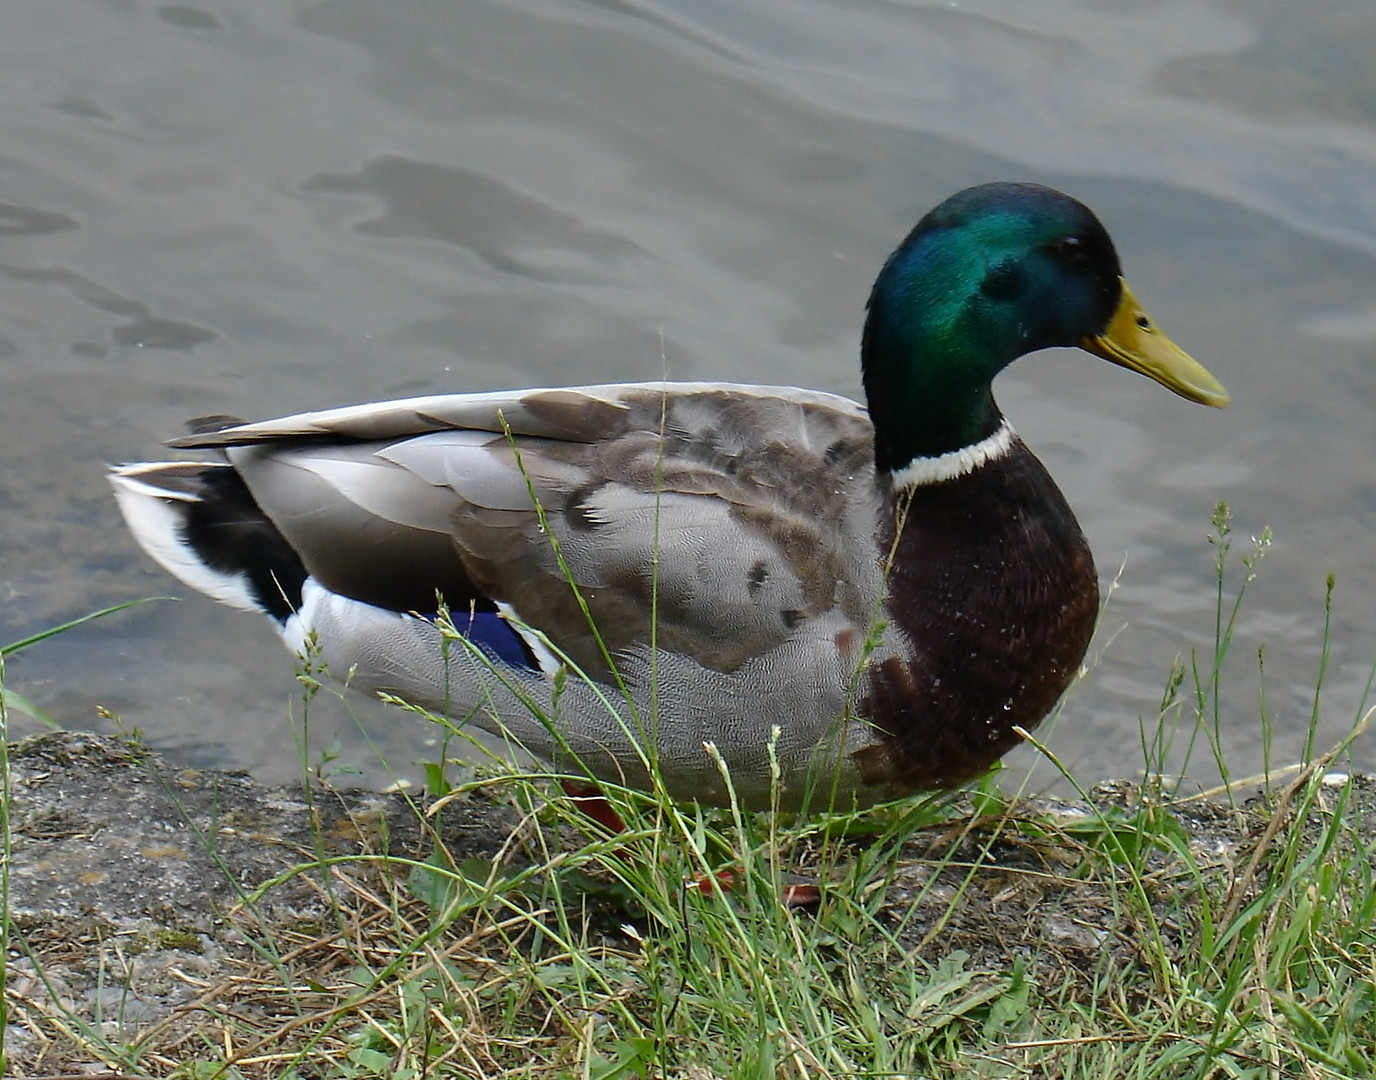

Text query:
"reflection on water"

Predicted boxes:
[[2, 0, 1373, 790]]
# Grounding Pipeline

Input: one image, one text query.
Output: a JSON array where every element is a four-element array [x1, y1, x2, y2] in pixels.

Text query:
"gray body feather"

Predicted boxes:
[[116, 383, 912, 809]]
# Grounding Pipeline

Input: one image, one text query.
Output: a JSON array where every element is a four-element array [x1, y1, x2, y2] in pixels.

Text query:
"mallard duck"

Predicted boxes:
[[110, 182, 1228, 811]]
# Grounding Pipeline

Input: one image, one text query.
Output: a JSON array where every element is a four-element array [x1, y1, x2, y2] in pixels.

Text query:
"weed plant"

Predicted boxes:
[[2, 508, 1374, 1079]]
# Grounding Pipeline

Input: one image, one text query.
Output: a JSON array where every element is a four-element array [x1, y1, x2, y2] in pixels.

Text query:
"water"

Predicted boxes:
[[4, 0, 1374, 792]]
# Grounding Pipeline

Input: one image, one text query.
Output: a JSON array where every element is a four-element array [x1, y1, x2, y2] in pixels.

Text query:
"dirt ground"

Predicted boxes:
[[6, 731, 1371, 1076]]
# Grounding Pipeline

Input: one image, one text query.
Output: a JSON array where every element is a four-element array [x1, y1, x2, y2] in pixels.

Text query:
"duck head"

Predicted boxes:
[[862, 182, 1230, 473]]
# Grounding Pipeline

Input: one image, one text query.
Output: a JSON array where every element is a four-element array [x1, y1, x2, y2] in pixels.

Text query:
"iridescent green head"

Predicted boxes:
[[862, 182, 1229, 473]]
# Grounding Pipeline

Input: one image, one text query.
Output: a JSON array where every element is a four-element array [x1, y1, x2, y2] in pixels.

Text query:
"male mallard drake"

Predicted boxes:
[[110, 182, 1228, 810]]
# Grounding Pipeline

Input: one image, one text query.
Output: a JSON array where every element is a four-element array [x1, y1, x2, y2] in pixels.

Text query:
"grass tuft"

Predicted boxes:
[[4, 508, 1375, 1078]]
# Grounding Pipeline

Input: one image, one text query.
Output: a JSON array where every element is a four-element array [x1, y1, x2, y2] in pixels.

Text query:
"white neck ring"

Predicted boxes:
[[888, 419, 1016, 490]]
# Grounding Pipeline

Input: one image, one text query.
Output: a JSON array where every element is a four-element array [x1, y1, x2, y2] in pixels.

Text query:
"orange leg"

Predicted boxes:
[[561, 780, 821, 907], [561, 779, 628, 835], [688, 867, 822, 908]]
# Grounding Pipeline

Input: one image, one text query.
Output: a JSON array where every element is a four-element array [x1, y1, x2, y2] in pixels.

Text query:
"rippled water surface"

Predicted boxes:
[[4, 0, 1375, 790]]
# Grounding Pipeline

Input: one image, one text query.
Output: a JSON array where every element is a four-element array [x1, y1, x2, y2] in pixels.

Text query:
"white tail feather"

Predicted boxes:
[[109, 466, 263, 614]]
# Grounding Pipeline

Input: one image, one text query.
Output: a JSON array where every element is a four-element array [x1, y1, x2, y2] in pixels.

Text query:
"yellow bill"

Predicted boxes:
[[1081, 278, 1230, 408]]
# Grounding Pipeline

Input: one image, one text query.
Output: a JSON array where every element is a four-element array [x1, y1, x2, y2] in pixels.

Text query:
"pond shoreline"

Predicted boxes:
[[6, 731, 521, 1071], [7, 730, 1370, 1075]]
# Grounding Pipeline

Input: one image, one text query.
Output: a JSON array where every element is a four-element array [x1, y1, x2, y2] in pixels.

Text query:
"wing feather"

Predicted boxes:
[[200, 384, 879, 679]]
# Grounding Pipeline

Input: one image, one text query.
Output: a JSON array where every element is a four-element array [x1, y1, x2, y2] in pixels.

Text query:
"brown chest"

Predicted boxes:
[[853, 444, 1099, 792]]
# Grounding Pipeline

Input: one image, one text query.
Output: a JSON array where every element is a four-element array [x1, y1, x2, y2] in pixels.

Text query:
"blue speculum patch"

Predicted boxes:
[[452, 609, 539, 670]]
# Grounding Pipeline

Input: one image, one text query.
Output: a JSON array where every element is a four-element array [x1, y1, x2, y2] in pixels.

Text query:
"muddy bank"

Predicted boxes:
[[5, 732, 520, 1071]]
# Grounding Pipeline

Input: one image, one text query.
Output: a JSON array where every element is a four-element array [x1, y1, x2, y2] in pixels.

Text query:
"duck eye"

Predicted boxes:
[[1054, 235, 1088, 264]]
